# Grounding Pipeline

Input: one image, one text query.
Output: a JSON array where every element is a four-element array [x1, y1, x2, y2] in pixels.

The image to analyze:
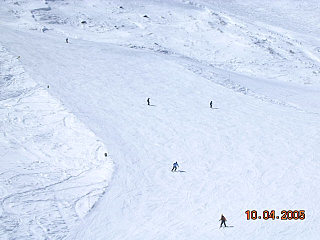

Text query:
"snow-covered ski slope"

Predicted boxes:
[[1, 0, 320, 239]]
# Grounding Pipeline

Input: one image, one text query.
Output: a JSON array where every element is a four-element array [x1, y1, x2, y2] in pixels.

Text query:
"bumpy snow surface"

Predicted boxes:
[[1, 0, 320, 239]]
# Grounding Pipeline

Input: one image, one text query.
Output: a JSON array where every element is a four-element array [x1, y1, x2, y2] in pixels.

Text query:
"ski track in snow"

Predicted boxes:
[[1, 0, 320, 239], [0, 46, 113, 239]]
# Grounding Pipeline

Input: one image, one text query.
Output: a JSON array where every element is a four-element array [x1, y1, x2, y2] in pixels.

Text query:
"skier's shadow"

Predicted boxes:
[[149, 104, 156, 106], [177, 170, 186, 173], [210, 107, 219, 110], [225, 226, 234, 228]]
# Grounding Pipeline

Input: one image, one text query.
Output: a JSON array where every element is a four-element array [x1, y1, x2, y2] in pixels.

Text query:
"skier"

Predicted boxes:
[[147, 98, 150, 106], [210, 101, 213, 108], [220, 214, 227, 228], [171, 161, 179, 172], [66, 38, 69, 43]]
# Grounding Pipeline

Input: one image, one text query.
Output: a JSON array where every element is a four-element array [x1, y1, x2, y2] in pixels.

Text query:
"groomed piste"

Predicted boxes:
[[1, 0, 320, 239]]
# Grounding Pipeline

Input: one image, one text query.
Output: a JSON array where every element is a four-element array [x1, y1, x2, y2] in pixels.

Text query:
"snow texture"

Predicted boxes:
[[0, 0, 320, 239]]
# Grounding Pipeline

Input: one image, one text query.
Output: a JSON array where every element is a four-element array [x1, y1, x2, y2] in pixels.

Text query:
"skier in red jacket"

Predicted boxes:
[[220, 214, 227, 228]]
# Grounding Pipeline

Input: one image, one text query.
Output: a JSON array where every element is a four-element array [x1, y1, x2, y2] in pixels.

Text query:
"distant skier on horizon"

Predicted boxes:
[[147, 98, 150, 105], [210, 101, 212, 108], [171, 161, 179, 172], [220, 214, 227, 228]]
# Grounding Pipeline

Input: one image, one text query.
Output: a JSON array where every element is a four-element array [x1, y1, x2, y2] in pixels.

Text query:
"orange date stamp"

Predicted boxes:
[[245, 210, 305, 220]]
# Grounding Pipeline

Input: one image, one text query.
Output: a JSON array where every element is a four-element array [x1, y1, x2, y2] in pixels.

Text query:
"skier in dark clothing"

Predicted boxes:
[[171, 162, 179, 172], [220, 214, 227, 228], [66, 38, 69, 43], [210, 101, 212, 108], [147, 98, 150, 105]]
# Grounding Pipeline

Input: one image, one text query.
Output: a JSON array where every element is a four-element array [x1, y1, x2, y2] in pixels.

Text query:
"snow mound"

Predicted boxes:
[[0, 45, 113, 239]]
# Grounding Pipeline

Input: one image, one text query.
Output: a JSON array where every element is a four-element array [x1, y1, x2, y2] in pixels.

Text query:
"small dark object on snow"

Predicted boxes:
[[220, 214, 227, 228], [119, 6, 124, 9], [66, 38, 68, 43], [171, 162, 179, 172], [210, 101, 213, 108], [105, 153, 108, 157], [81, 20, 87, 24], [47, 85, 49, 88], [143, 15, 149, 18], [147, 98, 150, 106]]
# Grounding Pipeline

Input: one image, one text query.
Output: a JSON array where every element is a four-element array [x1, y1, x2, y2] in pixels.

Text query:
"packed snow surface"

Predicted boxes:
[[1, 0, 320, 239]]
